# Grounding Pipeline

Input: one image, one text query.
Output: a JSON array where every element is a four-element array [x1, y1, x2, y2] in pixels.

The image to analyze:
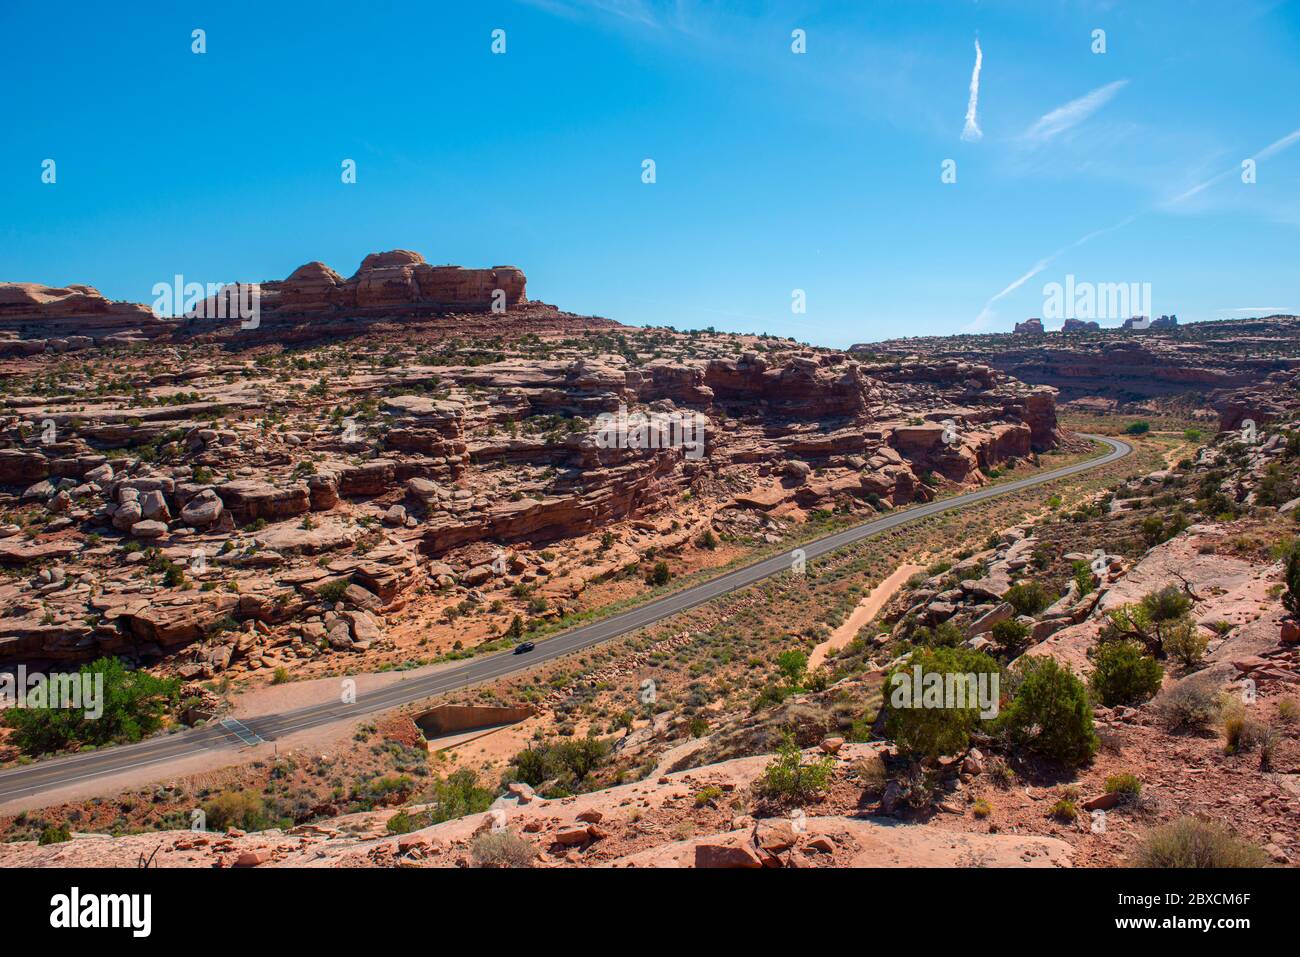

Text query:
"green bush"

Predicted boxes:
[[775, 649, 808, 689], [508, 736, 611, 794], [39, 823, 72, 845], [385, 809, 417, 834], [1105, 773, 1141, 796], [991, 618, 1031, 656], [1049, 798, 1078, 822], [1141, 586, 1192, 623], [911, 620, 964, 647], [759, 732, 836, 801], [1283, 545, 1300, 617], [317, 578, 350, 602], [1004, 582, 1051, 616], [1089, 640, 1164, 707], [426, 769, 494, 822], [3, 657, 181, 756], [1161, 617, 1208, 668], [647, 561, 671, 587], [1131, 818, 1269, 868], [883, 646, 1002, 760], [998, 655, 1098, 766], [1072, 560, 1095, 597], [1124, 420, 1151, 435]]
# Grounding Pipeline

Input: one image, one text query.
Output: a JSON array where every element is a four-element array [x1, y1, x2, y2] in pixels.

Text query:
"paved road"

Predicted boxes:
[[0, 434, 1131, 803]]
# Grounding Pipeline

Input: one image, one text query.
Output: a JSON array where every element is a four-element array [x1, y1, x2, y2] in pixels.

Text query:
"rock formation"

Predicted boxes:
[[855, 314, 1300, 404], [0, 283, 176, 355], [180, 250, 529, 343]]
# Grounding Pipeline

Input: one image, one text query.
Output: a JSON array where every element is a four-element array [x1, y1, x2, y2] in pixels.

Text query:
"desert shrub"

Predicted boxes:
[[911, 620, 964, 648], [853, 752, 887, 792], [203, 790, 275, 832], [1284, 545, 1300, 617], [1141, 513, 1189, 546], [1004, 581, 1051, 616], [1277, 698, 1299, 723], [3, 657, 181, 756], [1105, 773, 1142, 797], [697, 530, 718, 550], [1155, 681, 1218, 732], [882, 646, 1002, 760], [991, 618, 1031, 656], [1141, 586, 1192, 623], [985, 755, 1016, 788], [316, 578, 350, 602], [1219, 697, 1274, 761], [471, 831, 536, 868], [39, 823, 72, 845], [694, 785, 724, 807], [891, 762, 938, 809], [385, 810, 417, 834], [759, 732, 835, 802], [998, 655, 1098, 766], [426, 769, 494, 822], [972, 798, 991, 819], [1124, 420, 1151, 435], [1072, 560, 1095, 597], [1089, 640, 1163, 707], [647, 560, 671, 586], [1102, 587, 1195, 659], [1049, 798, 1078, 823], [1130, 818, 1269, 868], [508, 736, 611, 794], [776, 649, 808, 689], [1161, 617, 1208, 668]]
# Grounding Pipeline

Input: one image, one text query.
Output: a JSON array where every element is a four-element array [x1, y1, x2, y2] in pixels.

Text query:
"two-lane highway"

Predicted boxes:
[[0, 434, 1131, 804]]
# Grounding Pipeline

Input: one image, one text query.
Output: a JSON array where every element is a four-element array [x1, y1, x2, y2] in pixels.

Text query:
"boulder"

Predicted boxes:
[[180, 488, 224, 527]]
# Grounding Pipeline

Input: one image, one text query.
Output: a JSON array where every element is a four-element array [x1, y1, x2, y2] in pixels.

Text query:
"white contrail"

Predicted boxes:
[[961, 39, 983, 142], [965, 213, 1139, 331], [1167, 126, 1300, 206]]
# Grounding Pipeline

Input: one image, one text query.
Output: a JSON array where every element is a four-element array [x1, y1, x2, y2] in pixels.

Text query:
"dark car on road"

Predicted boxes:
[[513, 641, 535, 654]]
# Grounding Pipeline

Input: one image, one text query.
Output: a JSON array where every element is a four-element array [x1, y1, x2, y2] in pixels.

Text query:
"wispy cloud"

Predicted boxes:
[[1166, 126, 1300, 206], [518, 0, 667, 30], [1217, 306, 1293, 315], [1022, 79, 1128, 145], [961, 39, 983, 142]]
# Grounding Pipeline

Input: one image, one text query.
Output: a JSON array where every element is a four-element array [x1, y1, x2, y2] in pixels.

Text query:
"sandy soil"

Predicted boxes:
[[808, 564, 923, 671]]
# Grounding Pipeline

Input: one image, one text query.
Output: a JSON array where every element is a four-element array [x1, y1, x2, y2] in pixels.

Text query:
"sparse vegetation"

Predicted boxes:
[[1131, 818, 1269, 868]]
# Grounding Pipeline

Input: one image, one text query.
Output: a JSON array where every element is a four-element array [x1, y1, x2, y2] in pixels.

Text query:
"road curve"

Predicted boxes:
[[0, 434, 1132, 803]]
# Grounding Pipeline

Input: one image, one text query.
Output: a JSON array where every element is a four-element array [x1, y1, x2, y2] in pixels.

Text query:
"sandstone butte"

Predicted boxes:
[[0, 250, 532, 356]]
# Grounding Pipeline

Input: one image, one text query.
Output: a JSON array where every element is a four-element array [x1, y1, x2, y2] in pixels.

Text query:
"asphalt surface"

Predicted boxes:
[[0, 434, 1131, 803]]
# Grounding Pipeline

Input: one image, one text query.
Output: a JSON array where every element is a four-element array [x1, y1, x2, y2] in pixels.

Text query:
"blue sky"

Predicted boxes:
[[2, 0, 1298, 348]]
